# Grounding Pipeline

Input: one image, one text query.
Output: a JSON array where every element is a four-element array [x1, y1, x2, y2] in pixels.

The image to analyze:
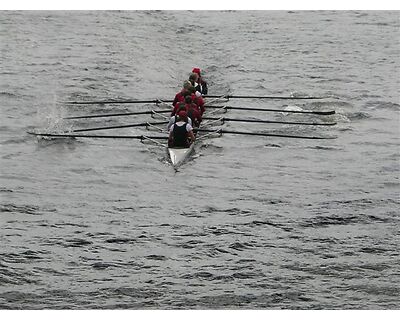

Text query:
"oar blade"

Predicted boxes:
[[309, 110, 336, 115]]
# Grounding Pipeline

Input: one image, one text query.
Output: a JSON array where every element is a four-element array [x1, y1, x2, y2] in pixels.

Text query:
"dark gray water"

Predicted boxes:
[[0, 11, 399, 309]]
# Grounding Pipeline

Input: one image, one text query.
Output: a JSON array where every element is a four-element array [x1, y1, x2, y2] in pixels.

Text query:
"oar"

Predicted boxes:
[[64, 109, 171, 120], [70, 118, 335, 133], [206, 105, 335, 115], [205, 95, 331, 100], [64, 99, 174, 105], [71, 121, 169, 133], [27, 132, 168, 140], [63, 94, 332, 105], [62, 96, 225, 105], [203, 117, 337, 126], [195, 128, 336, 140]]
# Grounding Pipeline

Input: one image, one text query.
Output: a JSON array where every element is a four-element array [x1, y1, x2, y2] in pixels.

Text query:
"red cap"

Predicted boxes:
[[178, 110, 187, 118], [192, 68, 201, 75]]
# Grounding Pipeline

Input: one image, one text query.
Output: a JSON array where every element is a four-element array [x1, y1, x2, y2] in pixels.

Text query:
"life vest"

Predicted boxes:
[[172, 122, 189, 147]]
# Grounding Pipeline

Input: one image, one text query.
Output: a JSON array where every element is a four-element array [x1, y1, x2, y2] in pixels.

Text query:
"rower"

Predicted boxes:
[[167, 102, 192, 131], [172, 80, 193, 107], [184, 95, 202, 128], [188, 73, 200, 93], [192, 91, 205, 115], [168, 110, 195, 148], [192, 67, 208, 95]]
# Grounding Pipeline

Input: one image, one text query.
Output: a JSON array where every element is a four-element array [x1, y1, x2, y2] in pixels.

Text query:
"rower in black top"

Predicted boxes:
[[168, 110, 195, 148]]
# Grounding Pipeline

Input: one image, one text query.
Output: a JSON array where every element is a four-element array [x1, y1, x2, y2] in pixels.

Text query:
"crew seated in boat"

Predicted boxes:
[[191, 67, 208, 95], [168, 110, 195, 148], [172, 80, 193, 107], [167, 103, 193, 131]]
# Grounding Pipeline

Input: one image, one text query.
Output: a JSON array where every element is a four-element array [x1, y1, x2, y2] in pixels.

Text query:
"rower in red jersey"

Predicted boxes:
[[191, 91, 205, 115], [184, 95, 202, 128], [172, 80, 193, 107]]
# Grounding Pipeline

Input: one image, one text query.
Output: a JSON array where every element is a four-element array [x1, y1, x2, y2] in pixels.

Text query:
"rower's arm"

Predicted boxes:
[[188, 130, 195, 143], [172, 96, 179, 107], [170, 106, 176, 116], [168, 129, 174, 147], [202, 82, 208, 95], [167, 117, 174, 130]]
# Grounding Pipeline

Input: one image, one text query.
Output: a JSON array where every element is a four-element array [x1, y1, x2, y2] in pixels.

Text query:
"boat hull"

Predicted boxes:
[[167, 143, 195, 169]]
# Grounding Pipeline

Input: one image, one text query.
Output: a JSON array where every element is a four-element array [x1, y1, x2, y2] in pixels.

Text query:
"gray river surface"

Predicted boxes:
[[0, 11, 399, 309]]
